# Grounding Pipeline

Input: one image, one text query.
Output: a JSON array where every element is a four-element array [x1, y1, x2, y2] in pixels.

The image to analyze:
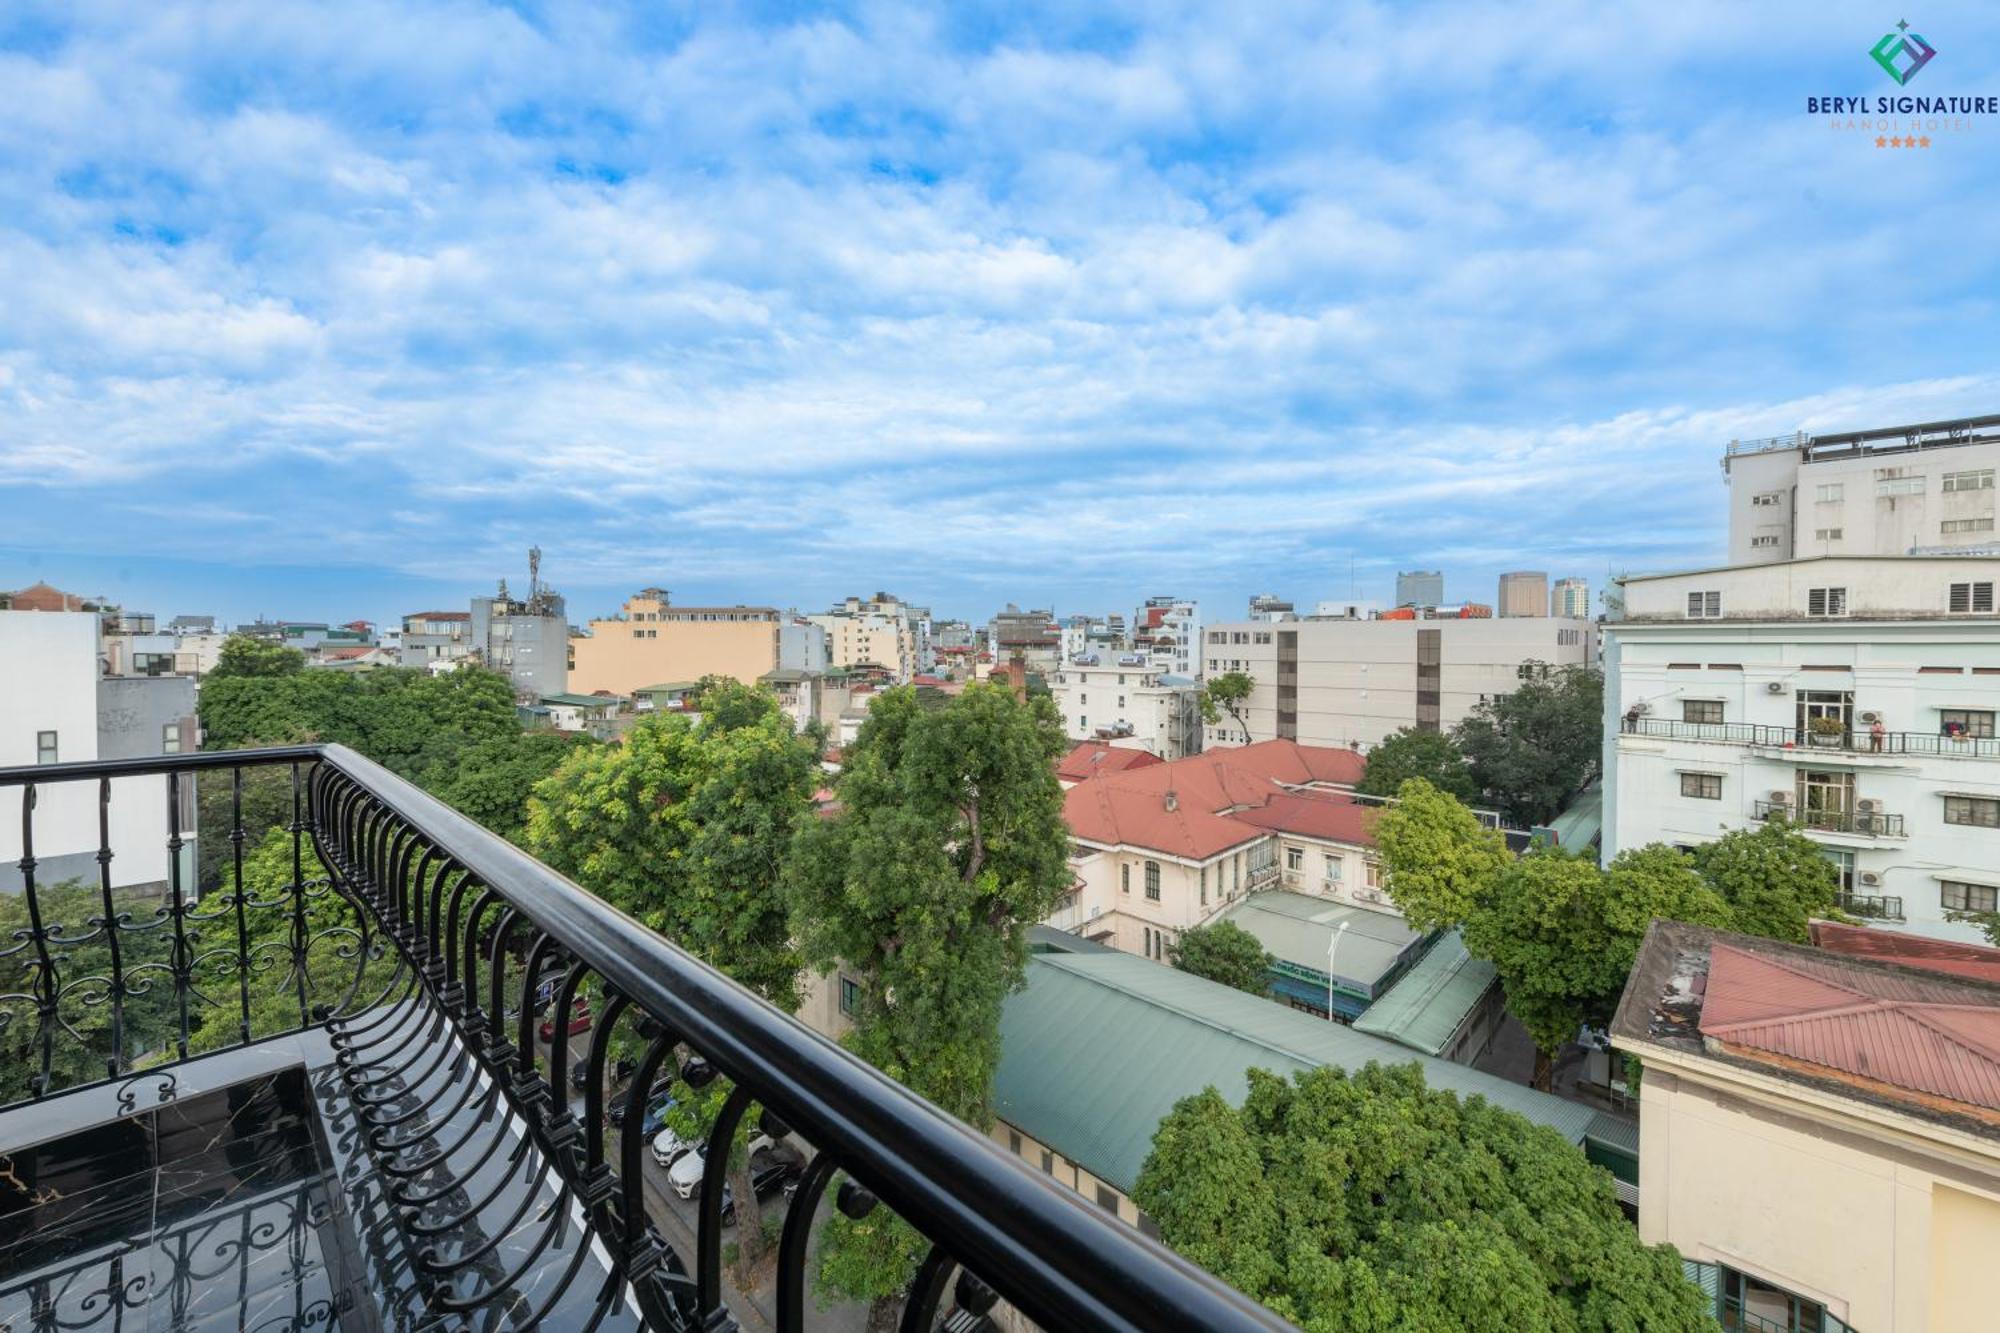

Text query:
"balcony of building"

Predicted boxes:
[[1752, 799, 1904, 840], [1620, 715, 2000, 762], [0, 746, 1288, 1333]]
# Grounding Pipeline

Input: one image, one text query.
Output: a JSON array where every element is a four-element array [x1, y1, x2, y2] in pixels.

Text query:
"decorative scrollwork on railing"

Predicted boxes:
[[113, 1070, 176, 1116]]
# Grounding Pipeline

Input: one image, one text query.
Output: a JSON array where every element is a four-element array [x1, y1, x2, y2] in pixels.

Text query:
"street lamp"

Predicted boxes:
[[1326, 920, 1350, 1023]]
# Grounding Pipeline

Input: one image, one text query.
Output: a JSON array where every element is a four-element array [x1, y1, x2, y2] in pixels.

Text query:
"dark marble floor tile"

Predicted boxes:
[[0, 1115, 154, 1220], [153, 1068, 315, 1166]]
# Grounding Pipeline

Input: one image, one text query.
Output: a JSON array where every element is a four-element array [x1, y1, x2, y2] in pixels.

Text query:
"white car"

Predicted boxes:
[[650, 1126, 693, 1170], [668, 1144, 709, 1199]]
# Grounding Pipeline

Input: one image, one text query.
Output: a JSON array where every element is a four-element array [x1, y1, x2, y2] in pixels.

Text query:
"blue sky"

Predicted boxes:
[[3, 2, 1998, 629]]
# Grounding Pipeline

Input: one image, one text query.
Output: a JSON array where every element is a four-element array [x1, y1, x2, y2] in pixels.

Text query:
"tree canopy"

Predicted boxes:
[[1689, 819, 1839, 942], [1451, 664, 1602, 827], [786, 682, 1072, 1316], [208, 634, 306, 678], [1370, 779, 1509, 935], [1199, 671, 1255, 740], [1169, 921, 1274, 995], [1134, 1063, 1713, 1333], [1356, 729, 1477, 804]]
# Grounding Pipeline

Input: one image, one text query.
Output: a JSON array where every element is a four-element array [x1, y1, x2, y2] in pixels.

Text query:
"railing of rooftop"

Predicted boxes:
[[0, 744, 1292, 1333]]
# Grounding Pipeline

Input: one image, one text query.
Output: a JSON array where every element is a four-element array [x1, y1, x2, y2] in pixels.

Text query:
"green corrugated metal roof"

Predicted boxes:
[[540, 692, 619, 709], [635, 681, 700, 695], [1547, 782, 1603, 850], [1584, 1109, 1639, 1156], [994, 951, 1596, 1194], [1351, 928, 1499, 1056], [1218, 892, 1422, 992]]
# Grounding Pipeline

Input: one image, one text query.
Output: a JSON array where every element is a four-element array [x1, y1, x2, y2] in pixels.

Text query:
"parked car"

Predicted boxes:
[[650, 1126, 694, 1169], [572, 1055, 638, 1092], [750, 1159, 801, 1198], [668, 1145, 710, 1200], [639, 1095, 676, 1139], [538, 997, 591, 1042]]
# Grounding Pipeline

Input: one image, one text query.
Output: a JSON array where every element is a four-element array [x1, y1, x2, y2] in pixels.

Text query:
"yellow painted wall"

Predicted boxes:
[[1931, 1183, 2000, 1330], [569, 618, 778, 695]]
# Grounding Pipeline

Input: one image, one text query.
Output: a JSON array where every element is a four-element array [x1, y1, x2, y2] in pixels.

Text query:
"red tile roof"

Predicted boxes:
[[7, 582, 91, 612], [1061, 740, 1370, 860], [321, 646, 383, 660], [1700, 942, 2000, 1115], [1809, 921, 2000, 985], [1056, 742, 1165, 783]]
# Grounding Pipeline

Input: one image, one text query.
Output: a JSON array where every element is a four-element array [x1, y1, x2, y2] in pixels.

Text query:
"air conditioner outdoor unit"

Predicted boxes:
[[1768, 790, 1794, 805], [1860, 711, 1883, 725], [1631, 701, 1651, 715], [1859, 871, 1883, 888], [1766, 681, 1787, 695], [1857, 798, 1883, 814]]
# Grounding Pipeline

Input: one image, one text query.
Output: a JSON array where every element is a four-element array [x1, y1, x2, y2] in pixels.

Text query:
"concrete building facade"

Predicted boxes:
[[1047, 662, 1202, 760], [570, 590, 784, 695], [1724, 413, 2000, 566], [1132, 597, 1200, 678], [1203, 616, 1596, 751], [1603, 555, 2000, 944], [1498, 570, 1549, 617]]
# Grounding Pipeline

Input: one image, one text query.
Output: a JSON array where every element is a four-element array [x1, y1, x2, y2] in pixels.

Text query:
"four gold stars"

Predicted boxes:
[[1877, 134, 1934, 149]]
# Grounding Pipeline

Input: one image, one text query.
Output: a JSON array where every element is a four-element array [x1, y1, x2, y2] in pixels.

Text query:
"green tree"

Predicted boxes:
[[1134, 1063, 1714, 1332], [1169, 922, 1273, 995], [526, 692, 816, 1269], [1689, 820, 1839, 942], [1369, 778, 1509, 934], [787, 683, 1071, 1324], [1463, 844, 1731, 1088], [1452, 663, 1603, 826], [1356, 728, 1477, 803], [208, 634, 306, 678], [1199, 671, 1255, 741], [425, 730, 591, 840]]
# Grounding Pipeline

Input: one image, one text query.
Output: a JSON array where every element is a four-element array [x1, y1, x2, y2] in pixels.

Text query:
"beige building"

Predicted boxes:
[[569, 590, 783, 696], [1203, 615, 1596, 751], [1612, 920, 2000, 1332], [1497, 570, 1549, 617]]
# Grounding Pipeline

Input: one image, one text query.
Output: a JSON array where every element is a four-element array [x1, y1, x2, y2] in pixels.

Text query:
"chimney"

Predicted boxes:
[[1164, 789, 1179, 813]]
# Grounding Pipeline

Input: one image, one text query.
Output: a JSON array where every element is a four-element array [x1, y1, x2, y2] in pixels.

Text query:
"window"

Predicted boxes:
[[1749, 535, 1780, 548], [1040, 1150, 1053, 1174], [1949, 582, 1996, 613], [838, 975, 860, 1016], [1813, 527, 1843, 541], [1008, 1130, 1021, 1154], [1120, 864, 1130, 894], [1199, 866, 1207, 906], [1944, 796, 2000, 828], [1365, 860, 1383, 889], [1816, 483, 1844, 503], [1942, 709, 1997, 739], [1687, 591, 1721, 618], [1943, 469, 1995, 492], [1877, 476, 1925, 496], [1286, 847, 1304, 872], [1143, 927, 1151, 957], [1144, 860, 1161, 901], [1680, 772, 1722, 800], [36, 731, 57, 765], [1751, 492, 1783, 506], [1943, 880, 1999, 913], [1682, 700, 1724, 725], [1324, 854, 1342, 882], [1207, 630, 1225, 644], [1807, 586, 1847, 617], [1253, 631, 1272, 645], [1942, 518, 1996, 534], [1096, 1184, 1119, 1213], [161, 723, 181, 755]]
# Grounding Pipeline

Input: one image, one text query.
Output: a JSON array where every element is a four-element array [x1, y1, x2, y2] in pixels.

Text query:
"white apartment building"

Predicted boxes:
[[1203, 616, 1596, 751], [1132, 597, 1200, 677], [1724, 413, 2000, 565], [1603, 555, 2000, 944], [1047, 662, 1203, 760], [1, 610, 192, 894]]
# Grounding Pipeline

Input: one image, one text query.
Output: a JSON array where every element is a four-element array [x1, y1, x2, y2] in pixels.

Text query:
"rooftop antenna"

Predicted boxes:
[[528, 546, 542, 601]]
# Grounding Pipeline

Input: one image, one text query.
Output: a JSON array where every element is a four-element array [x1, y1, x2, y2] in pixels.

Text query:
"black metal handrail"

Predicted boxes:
[[2, 745, 1291, 1333], [1835, 891, 1905, 921], [1620, 716, 2000, 759], [1752, 800, 1904, 837]]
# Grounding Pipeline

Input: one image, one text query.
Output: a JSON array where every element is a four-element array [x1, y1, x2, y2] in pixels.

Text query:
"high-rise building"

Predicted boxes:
[[1723, 412, 2000, 565], [1551, 577, 1590, 619], [1246, 594, 1296, 622], [1497, 571, 1549, 617], [470, 548, 568, 699], [1201, 616, 1594, 750], [1133, 597, 1200, 677], [571, 589, 788, 695], [1395, 570, 1444, 608]]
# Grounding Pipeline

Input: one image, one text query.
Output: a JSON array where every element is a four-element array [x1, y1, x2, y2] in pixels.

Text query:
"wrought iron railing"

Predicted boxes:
[[1753, 800, 1904, 838], [1620, 716, 2000, 759], [1835, 892, 1905, 921], [1, 744, 1289, 1333]]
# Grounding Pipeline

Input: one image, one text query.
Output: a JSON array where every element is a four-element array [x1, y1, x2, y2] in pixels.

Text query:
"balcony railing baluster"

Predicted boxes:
[[0, 744, 1294, 1332]]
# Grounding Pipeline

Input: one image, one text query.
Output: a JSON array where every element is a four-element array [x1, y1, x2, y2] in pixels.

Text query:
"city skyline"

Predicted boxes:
[[5, 6, 2000, 621]]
